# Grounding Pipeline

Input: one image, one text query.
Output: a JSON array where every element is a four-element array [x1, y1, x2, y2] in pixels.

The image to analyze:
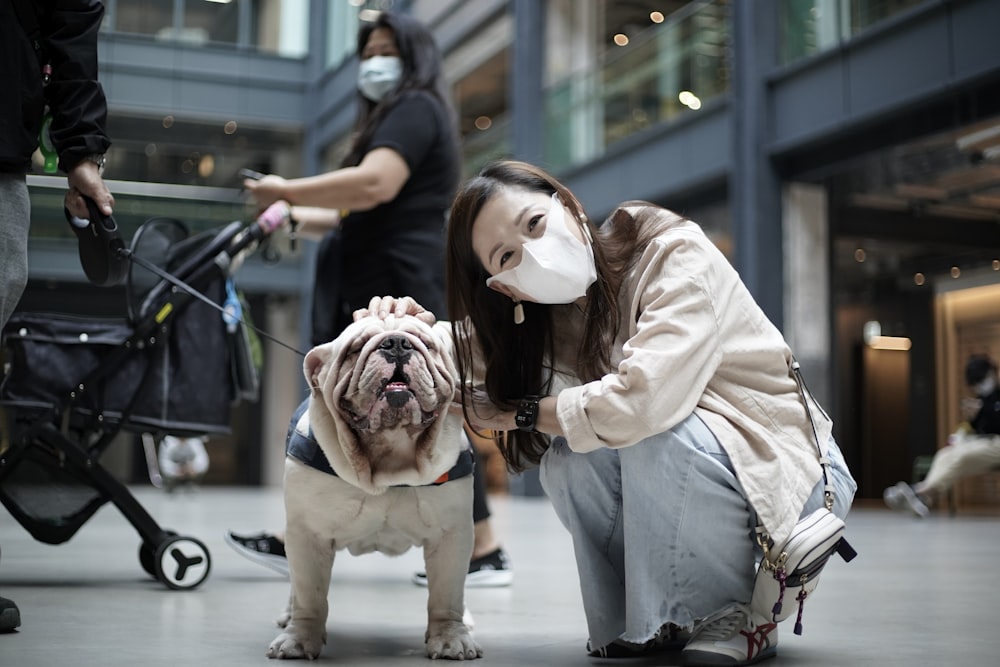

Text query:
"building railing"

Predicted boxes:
[[27, 176, 256, 244], [778, 0, 928, 65]]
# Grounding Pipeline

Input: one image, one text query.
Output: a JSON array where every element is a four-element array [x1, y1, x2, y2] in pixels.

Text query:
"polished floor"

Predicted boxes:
[[1, 485, 998, 666]]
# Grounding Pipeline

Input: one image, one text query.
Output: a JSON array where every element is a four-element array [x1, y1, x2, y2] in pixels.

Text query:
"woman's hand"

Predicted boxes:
[[354, 295, 436, 326], [244, 174, 288, 209]]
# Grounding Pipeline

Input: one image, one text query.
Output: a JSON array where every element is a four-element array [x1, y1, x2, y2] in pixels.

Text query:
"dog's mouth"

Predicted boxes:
[[379, 367, 414, 408], [338, 365, 438, 431]]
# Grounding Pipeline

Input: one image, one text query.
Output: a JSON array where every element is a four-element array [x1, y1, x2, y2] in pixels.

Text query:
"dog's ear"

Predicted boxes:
[[304, 346, 331, 396]]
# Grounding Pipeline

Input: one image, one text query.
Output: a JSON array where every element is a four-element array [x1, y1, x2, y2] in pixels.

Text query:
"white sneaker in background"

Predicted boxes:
[[883, 481, 929, 517]]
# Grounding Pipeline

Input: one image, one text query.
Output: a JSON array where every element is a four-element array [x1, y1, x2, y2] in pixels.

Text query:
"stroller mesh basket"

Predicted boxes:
[[0, 440, 107, 545]]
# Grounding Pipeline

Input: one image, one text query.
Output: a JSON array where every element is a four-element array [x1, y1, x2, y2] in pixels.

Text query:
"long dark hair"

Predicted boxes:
[[446, 160, 633, 471], [341, 11, 458, 168]]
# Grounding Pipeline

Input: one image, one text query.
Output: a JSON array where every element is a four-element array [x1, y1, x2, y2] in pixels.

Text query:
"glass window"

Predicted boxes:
[[102, 113, 303, 189], [108, 0, 309, 56], [326, 0, 361, 68], [453, 49, 510, 176], [183, 0, 239, 46], [112, 0, 175, 38], [779, 0, 928, 64], [544, 0, 731, 171], [251, 0, 309, 57]]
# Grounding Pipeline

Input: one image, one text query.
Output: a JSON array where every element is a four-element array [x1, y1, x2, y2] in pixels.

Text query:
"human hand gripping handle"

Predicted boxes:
[[243, 173, 288, 209], [65, 194, 127, 287]]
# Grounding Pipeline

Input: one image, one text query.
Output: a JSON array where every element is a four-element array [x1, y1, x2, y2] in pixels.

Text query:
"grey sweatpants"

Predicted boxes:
[[0, 173, 31, 329]]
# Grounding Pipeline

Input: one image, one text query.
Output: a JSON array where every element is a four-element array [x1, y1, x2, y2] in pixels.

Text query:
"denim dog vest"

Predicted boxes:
[[285, 398, 474, 485]]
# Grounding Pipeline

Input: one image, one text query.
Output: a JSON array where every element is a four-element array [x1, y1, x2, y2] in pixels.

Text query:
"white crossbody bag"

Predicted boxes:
[[750, 360, 857, 635]]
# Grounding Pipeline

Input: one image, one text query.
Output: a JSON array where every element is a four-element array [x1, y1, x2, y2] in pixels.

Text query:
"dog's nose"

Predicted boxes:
[[377, 334, 413, 365]]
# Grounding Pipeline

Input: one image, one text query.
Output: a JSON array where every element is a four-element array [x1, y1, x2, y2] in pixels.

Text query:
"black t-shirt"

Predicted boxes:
[[310, 90, 459, 345], [972, 388, 1000, 435]]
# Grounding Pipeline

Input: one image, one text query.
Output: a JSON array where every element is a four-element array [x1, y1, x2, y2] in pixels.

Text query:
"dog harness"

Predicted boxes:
[[285, 398, 474, 485]]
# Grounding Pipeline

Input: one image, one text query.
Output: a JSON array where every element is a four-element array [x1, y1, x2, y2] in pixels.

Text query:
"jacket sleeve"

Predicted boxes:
[[555, 229, 725, 451], [42, 0, 111, 172]]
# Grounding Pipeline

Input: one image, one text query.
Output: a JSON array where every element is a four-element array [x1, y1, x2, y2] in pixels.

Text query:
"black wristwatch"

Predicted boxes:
[[515, 395, 543, 432]]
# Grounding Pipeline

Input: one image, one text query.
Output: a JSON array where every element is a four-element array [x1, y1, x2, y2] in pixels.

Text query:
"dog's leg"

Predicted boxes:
[[268, 461, 337, 660], [267, 525, 334, 660], [421, 482, 483, 660]]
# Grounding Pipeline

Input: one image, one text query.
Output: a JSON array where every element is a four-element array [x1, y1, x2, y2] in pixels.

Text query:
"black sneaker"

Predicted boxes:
[[0, 596, 20, 633], [587, 623, 691, 658], [411, 547, 513, 588], [224, 531, 288, 577]]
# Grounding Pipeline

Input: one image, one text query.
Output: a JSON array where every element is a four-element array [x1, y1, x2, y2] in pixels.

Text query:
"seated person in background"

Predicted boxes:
[[884, 354, 1000, 517]]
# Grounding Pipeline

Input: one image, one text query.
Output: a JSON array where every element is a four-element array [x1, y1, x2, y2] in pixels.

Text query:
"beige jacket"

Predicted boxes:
[[551, 205, 831, 547]]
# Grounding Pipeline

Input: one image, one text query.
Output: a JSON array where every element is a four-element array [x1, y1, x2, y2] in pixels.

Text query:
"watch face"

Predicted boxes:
[[516, 397, 539, 431]]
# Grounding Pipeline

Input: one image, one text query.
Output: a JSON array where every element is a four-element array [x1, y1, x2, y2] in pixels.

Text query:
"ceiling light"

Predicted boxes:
[[868, 336, 912, 351], [679, 90, 701, 110]]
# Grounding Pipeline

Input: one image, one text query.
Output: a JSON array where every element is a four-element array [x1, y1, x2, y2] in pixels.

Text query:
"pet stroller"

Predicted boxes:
[[0, 205, 274, 590]]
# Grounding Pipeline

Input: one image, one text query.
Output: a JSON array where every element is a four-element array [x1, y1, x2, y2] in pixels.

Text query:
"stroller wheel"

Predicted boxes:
[[139, 541, 156, 577], [152, 535, 212, 590], [138, 530, 177, 577]]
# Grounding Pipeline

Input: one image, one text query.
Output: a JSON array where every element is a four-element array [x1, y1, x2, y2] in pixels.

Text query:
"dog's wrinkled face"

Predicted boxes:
[[303, 314, 460, 492]]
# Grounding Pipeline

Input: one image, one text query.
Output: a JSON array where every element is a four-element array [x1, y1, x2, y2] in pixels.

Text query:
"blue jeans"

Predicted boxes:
[[539, 412, 855, 649]]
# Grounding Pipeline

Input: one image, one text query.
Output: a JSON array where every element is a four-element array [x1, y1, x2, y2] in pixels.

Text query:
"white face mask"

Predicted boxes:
[[486, 193, 597, 304], [357, 55, 402, 102], [974, 376, 997, 397]]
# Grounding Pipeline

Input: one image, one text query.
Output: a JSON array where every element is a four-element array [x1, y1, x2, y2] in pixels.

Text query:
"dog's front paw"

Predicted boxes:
[[267, 627, 326, 660], [426, 621, 483, 660]]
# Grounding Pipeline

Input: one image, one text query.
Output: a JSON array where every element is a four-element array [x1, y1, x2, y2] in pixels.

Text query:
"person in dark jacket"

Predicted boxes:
[[1, 0, 115, 328], [0, 0, 115, 632]]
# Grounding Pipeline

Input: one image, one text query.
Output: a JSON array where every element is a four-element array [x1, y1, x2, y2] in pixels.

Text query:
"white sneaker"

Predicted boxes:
[[883, 481, 929, 517], [682, 605, 777, 666]]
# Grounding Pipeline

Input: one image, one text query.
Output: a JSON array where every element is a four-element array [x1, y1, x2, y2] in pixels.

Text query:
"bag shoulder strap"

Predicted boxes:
[[789, 358, 837, 511]]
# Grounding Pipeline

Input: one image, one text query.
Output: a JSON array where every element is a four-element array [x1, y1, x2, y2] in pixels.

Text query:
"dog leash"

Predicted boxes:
[[123, 247, 307, 359]]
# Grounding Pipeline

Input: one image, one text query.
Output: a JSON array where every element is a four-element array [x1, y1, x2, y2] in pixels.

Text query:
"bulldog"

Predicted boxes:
[[266, 314, 483, 660]]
